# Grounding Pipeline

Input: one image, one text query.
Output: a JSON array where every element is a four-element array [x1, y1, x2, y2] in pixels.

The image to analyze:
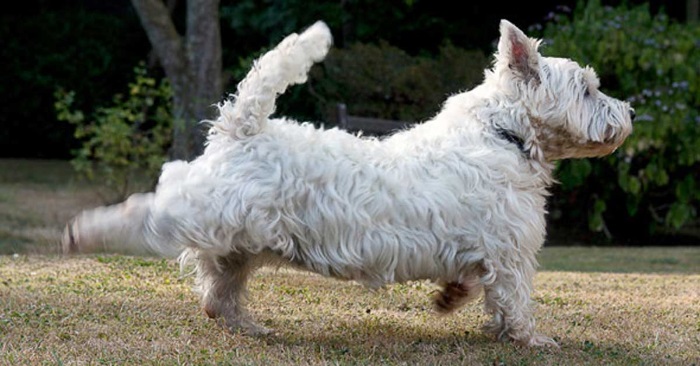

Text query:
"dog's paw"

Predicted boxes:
[[433, 280, 482, 314], [525, 334, 559, 348], [240, 322, 274, 337], [217, 317, 274, 337]]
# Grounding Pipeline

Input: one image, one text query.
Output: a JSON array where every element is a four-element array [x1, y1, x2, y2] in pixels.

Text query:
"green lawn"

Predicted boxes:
[[539, 246, 700, 274], [0, 159, 108, 255]]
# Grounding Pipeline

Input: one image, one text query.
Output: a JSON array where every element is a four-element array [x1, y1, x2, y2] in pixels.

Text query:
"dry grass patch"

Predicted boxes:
[[1, 254, 698, 365]]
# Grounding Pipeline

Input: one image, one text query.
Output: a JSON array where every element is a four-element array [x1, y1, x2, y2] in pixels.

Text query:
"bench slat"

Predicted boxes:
[[336, 103, 413, 135], [344, 116, 412, 134]]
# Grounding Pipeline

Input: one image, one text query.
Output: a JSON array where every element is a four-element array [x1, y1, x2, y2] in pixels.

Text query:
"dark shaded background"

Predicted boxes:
[[0, 0, 687, 159]]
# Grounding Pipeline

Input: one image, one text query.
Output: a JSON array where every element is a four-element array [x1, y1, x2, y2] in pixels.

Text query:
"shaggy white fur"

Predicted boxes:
[[63, 20, 634, 347]]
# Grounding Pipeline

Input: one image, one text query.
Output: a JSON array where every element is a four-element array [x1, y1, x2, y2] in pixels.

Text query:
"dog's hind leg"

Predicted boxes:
[[195, 253, 271, 336], [480, 259, 557, 347]]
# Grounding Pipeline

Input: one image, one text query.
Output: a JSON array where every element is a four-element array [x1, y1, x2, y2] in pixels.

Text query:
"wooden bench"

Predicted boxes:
[[336, 103, 413, 135]]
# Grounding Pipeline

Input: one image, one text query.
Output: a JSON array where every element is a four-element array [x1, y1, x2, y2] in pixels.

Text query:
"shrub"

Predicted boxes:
[[539, 1, 700, 241], [55, 64, 172, 203], [311, 42, 488, 123]]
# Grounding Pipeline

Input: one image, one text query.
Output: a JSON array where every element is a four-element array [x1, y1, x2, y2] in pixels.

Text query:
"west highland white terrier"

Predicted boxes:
[[64, 20, 634, 347]]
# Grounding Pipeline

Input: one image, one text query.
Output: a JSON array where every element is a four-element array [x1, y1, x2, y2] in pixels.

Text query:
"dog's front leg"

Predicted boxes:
[[481, 258, 557, 347]]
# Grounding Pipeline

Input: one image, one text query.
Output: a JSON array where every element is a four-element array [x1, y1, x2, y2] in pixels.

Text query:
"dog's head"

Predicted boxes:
[[491, 20, 634, 161]]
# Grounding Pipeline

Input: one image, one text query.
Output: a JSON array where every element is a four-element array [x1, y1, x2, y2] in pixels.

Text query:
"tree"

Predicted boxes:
[[131, 0, 223, 160]]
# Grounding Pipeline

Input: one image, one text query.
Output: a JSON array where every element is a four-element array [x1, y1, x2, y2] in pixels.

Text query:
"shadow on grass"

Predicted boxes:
[[258, 315, 666, 365]]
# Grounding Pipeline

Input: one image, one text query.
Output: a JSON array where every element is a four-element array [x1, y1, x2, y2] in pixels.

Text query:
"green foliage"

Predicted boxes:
[[220, 0, 475, 55], [55, 64, 172, 202], [541, 1, 700, 238], [0, 8, 148, 158], [220, 1, 491, 124], [312, 42, 488, 123], [221, 0, 344, 48]]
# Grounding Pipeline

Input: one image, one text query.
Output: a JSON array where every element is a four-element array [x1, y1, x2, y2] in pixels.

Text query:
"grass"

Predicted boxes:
[[0, 159, 111, 254], [1, 159, 699, 365], [539, 246, 700, 274], [1, 254, 698, 365]]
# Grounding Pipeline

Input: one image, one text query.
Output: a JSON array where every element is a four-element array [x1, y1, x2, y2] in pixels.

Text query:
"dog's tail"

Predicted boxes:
[[211, 21, 332, 139]]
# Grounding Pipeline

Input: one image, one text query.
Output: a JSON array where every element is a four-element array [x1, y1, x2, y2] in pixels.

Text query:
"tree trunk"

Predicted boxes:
[[131, 0, 223, 161], [689, 0, 699, 23]]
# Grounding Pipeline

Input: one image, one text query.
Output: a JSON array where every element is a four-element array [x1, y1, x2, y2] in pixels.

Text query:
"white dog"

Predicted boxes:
[[63, 20, 634, 347]]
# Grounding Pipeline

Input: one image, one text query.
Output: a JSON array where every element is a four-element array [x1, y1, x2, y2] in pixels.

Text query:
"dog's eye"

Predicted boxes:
[[584, 89, 591, 98]]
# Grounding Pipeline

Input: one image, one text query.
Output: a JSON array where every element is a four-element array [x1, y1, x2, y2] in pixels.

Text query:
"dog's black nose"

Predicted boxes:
[[629, 108, 636, 121]]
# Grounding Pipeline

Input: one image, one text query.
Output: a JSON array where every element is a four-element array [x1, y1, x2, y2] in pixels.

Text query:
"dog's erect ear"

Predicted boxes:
[[497, 20, 540, 84]]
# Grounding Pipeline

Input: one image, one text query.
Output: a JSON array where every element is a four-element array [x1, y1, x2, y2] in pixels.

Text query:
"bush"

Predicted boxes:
[[311, 42, 488, 123], [55, 64, 172, 203], [539, 1, 700, 241]]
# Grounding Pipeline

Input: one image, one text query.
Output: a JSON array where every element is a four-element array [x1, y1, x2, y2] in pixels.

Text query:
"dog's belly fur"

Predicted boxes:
[[149, 119, 548, 288]]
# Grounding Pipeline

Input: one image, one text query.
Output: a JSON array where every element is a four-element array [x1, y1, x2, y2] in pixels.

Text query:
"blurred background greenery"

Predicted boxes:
[[1, 0, 698, 246]]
